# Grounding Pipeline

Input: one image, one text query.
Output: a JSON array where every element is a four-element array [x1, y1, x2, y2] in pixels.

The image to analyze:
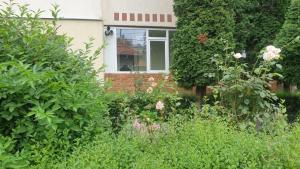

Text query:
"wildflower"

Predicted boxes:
[[156, 101, 165, 111], [234, 53, 243, 59], [263, 45, 281, 61], [133, 119, 141, 130], [148, 77, 155, 82], [146, 87, 153, 94], [151, 82, 158, 87]]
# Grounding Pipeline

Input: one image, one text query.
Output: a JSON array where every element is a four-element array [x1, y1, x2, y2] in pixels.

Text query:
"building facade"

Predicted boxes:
[[6, 0, 177, 91]]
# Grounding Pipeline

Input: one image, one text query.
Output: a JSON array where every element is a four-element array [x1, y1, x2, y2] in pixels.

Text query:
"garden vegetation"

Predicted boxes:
[[0, 1, 300, 169]]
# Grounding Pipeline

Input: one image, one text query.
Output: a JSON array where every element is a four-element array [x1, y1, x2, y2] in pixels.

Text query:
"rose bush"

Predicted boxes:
[[107, 76, 198, 133], [205, 44, 288, 134]]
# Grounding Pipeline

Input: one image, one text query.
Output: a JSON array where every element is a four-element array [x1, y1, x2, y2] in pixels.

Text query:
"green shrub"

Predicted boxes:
[[43, 119, 300, 169], [0, 2, 110, 166], [277, 91, 300, 122], [0, 135, 29, 169]]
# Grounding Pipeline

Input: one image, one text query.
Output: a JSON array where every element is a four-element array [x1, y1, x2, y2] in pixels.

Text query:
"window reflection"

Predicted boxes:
[[117, 29, 146, 71]]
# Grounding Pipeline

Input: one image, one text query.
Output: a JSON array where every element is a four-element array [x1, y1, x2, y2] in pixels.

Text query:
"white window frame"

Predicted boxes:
[[105, 27, 175, 73]]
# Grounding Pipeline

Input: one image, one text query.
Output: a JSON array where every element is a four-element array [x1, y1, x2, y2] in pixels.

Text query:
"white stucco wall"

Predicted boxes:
[[103, 0, 176, 27], [56, 20, 104, 77], [1, 0, 103, 20]]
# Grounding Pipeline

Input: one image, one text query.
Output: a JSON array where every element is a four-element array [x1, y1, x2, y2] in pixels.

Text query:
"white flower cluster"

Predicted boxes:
[[234, 45, 281, 61], [263, 45, 281, 61]]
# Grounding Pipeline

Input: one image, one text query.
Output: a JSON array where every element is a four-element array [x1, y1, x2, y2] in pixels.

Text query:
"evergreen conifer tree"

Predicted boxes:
[[275, 0, 300, 86]]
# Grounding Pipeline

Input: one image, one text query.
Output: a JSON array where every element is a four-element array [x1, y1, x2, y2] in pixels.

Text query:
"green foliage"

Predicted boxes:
[[275, 0, 300, 85], [277, 91, 300, 122], [172, 0, 235, 88], [0, 1, 109, 166], [171, 0, 290, 88], [41, 119, 300, 169], [0, 135, 29, 169]]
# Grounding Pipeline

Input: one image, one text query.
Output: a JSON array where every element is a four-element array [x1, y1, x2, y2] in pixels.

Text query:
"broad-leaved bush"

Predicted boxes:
[[0, 2, 109, 166]]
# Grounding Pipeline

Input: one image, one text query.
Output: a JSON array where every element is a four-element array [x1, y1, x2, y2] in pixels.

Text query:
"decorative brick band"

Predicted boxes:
[[137, 13, 143, 21], [130, 13, 135, 21], [113, 12, 173, 23], [122, 13, 127, 21], [160, 14, 165, 22], [114, 13, 119, 21], [145, 14, 150, 22], [152, 14, 157, 22]]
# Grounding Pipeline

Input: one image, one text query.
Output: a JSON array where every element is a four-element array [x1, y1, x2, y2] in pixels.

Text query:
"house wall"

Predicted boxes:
[[12, 0, 103, 20], [56, 20, 104, 77], [102, 0, 176, 28], [4, 0, 105, 77], [102, 0, 177, 92]]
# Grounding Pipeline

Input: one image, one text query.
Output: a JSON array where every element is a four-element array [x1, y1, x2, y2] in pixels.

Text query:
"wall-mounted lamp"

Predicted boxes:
[[105, 26, 113, 36]]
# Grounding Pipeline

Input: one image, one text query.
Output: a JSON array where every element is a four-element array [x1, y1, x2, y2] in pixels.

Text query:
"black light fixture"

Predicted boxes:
[[105, 26, 113, 36]]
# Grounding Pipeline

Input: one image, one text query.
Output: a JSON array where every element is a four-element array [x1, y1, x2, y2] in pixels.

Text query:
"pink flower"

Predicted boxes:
[[146, 87, 153, 94], [148, 77, 155, 82], [156, 101, 164, 111], [133, 119, 141, 130], [151, 82, 158, 87]]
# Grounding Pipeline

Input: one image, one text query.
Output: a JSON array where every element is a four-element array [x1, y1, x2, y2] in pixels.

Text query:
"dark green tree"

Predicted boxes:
[[171, 0, 235, 94], [233, 0, 290, 62], [275, 0, 300, 86]]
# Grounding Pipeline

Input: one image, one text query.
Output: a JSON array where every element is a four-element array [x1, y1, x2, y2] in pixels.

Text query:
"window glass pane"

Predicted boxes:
[[169, 30, 175, 66], [117, 29, 146, 71], [149, 30, 166, 37], [150, 41, 165, 70]]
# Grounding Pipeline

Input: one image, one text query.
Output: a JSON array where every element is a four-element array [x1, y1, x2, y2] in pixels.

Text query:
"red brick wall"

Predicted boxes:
[[104, 73, 172, 92], [104, 73, 198, 95], [104, 73, 280, 94]]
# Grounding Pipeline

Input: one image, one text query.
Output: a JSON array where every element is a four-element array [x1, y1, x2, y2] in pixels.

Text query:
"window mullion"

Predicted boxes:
[[166, 31, 170, 73], [146, 29, 150, 72]]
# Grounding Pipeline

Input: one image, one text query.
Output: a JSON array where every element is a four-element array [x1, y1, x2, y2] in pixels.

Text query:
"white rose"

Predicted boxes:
[[234, 53, 243, 59], [263, 45, 281, 61]]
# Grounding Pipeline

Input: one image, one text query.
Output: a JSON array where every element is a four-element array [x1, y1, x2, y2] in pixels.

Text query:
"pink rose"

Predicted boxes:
[[151, 82, 158, 87], [156, 101, 164, 111], [148, 77, 155, 82]]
